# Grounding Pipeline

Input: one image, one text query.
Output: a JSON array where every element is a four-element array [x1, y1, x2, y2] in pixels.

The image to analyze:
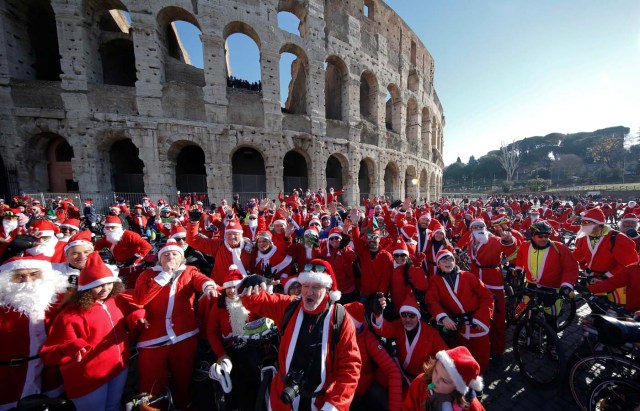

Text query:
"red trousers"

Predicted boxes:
[[489, 289, 506, 356], [137, 336, 198, 408], [457, 334, 490, 375]]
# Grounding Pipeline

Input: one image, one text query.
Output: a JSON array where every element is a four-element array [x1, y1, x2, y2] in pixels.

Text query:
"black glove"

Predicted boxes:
[[189, 210, 202, 222], [123, 255, 139, 267], [237, 274, 268, 294], [0, 235, 37, 264], [367, 292, 385, 316], [559, 286, 572, 298], [573, 284, 589, 294], [262, 264, 276, 279]]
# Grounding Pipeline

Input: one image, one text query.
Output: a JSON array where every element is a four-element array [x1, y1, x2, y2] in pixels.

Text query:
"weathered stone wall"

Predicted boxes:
[[0, 0, 445, 205]]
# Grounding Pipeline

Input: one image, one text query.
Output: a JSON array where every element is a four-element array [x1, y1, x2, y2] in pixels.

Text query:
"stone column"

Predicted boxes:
[[68, 135, 106, 195], [261, 49, 283, 133], [306, 0, 327, 137], [345, 151, 359, 206], [422, 118, 432, 161], [130, 13, 163, 117], [51, 3, 88, 92], [200, 33, 228, 124]]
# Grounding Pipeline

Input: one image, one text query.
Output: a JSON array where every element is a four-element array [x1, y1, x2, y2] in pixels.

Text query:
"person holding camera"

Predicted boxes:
[[240, 259, 361, 411]]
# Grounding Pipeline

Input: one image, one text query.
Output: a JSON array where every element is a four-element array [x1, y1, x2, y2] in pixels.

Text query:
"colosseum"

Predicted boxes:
[[0, 0, 444, 208]]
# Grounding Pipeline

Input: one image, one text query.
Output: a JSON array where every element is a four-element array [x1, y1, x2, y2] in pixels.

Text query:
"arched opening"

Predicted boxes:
[[326, 155, 346, 201], [358, 158, 375, 199], [277, 11, 302, 37], [224, 23, 262, 92], [7, 0, 62, 81], [406, 98, 419, 149], [359, 70, 378, 123], [175, 145, 207, 193], [110, 139, 145, 193], [384, 162, 399, 200], [0, 153, 11, 200], [47, 137, 77, 192], [99, 38, 137, 86], [405, 166, 417, 199], [385, 84, 401, 132], [157, 7, 204, 85], [407, 69, 419, 93], [232, 147, 266, 198], [283, 151, 308, 193], [280, 45, 308, 115], [420, 169, 428, 201], [431, 121, 438, 148], [325, 56, 348, 121]]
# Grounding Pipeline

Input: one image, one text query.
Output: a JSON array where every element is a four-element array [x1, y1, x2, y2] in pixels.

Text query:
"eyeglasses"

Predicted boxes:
[[329, 237, 341, 241], [394, 254, 408, 259], [303, 264, 326, 273], [175, 237, 187, 242], [249, 217, 257, 220], [534, 234, 550, 238], [400, 312, 417, 319], [366, 234, 379, 241], [439, 256, 455, 262], [309, 222, 321, 227]]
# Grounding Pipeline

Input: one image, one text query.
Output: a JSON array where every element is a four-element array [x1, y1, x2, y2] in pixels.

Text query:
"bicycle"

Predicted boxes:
[[11, 395, 72, 411], [512, 286, 567, 389], [125, 389, 174, 411], [588, 378, 640, 411]]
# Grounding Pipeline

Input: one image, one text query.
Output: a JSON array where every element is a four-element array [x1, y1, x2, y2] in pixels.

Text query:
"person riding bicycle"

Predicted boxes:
[[514, 220, 579, 331]]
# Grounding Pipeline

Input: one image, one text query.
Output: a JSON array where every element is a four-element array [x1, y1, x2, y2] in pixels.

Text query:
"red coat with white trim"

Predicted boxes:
[[389, 264, 429, 312], [40, 295, 144, 398], [290, 242, 322, 270], [0, 307, 62, 408], [186, 222, 253, 285], [426, 269, 494, 340], [253, 245, 294, 280], [515, 241, 579, 289], [403, 374, 485, 411], [425, 241, 455, 277], [588, 264, 640, 312], [465, 235, 516, 290], [242, 292, 361, 411], [372, 318, 447, 378], [133, 265, 215, 348], [572, 229, 639, 278], [94, 230, 152, 264], [206, 299, 259, 358], [320, 244, 358, 294], [351, 224, 394, 297]]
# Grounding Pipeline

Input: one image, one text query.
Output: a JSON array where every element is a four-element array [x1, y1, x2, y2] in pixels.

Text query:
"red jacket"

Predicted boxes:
[[320, 243, 357, 294], [94, 230, 152, 264], [403, 374, 485, 411], [588, 264, 640, 312], [206, 299, 258, 358], [289, 242, 322, 270], [464, 235, 516, 290], [573, 229, 639, 278], [389, 264, 429, 312], [515, 241, 579, 289], [133, 265, 215, 348], [253, 245, 293, 280], [352, 224, 394, 297], [40, 296, 144, 398]]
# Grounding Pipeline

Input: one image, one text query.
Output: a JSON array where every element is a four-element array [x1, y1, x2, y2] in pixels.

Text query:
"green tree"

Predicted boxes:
[[527, 178, 550, 191], [590, 134, 625, 168]]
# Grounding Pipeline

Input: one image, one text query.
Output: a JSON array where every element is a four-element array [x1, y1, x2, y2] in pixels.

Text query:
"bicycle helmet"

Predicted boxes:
[[530, 220, 552, 236]]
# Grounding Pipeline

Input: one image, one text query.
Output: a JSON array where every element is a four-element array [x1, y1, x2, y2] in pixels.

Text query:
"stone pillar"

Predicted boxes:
[[265, 152, 282, 200], [345, 152, 359, 206], [68, 136, 107, 195], [130, 13, 163, 117], [201, 34, 228, 124], [345, 75, 360, 127], [129, 129, 168, 195], [306, 0, 327, 137], [422, 118, 432, 160], [51, 3, 88, 92], [261, 49, 283, 133]]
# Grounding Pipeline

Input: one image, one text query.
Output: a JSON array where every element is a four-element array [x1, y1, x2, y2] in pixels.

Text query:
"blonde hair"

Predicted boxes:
[[421, 357, 467, 410]]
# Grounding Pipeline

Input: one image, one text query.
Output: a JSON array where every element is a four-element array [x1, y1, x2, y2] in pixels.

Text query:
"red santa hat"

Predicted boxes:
[[435, 346, 484, 395], [469, 218, 486, 229], [299, 258, 341, 302], [490, 213, 509, 226], [104, 215, 122, 228], [328, 227, 342, 239], [431, 221, 445, 235], [77, 252, 119, 291], [304, 226, 319, 237], [28, 219, 59, 237], [581, 207, 606, 225], [169, 225, 187, 239], [344, 301, 365, 329], [464, 206, 475, 217], [308, 218, 322, 227], [399, 224, 417, 240], [399, 295, 421, 320], [436, 249, 455, 264], [392, 238, 409, 256], [158, 239, 184, 257], [222, 265, 244, 289], [225, 219, 243, 234], [60, 218, 80, 231], [272, 209, 288, 227], [84, 199, 93, 205], [64, 230, 94, 253], [0, 255, 52, 273], [282, 275, 301, 294], [256, 230, 272, 242], [621, 213, 639, 223]]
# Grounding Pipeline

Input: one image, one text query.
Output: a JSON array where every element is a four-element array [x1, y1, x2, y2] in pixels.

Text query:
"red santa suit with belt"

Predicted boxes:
[[94, 230, 152, 264], [253, 242, 294, 280], [242, 292, 360, 411]]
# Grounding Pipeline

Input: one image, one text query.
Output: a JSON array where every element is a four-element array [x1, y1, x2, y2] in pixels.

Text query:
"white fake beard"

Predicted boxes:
[[576, 224, 596, 239], [105, 229, 124, 243], [248, 219, 258, 229], [3, 220, 18, 234], [472, 230, 490, 245], [56, 233, 71, 242], [226, 297, 249, 337], [26, 237, 58, 257], [0, 273, 67, 316]]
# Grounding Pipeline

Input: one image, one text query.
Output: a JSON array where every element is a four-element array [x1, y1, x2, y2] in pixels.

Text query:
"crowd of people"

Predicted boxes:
[[0, 189, 639, 411]]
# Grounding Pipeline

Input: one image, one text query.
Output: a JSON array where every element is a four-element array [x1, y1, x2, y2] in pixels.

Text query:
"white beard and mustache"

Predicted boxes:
[[3, 220, 18, 234], [226, 297, 249, 337], [105, 228, 124, 243], [247, 218, 258, 229], [472, 230, 490, 245], [25, 237, 58, 257], [0, 272, 67, 316], [576, 223, 596, 239], [56, 233, 71, 242]]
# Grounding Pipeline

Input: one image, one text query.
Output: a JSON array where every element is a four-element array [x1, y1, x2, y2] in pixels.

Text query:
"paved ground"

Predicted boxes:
[[480, 302, 591, 411]]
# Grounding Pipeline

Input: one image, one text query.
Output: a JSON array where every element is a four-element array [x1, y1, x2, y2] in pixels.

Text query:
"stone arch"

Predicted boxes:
[[167, 141, 208, 193], [359, 70, 378, 124], [405, 97, 419, 149], [48, 137, 77, 192], [283, 150, 309, 193], [224, 22, 262, 90], [325, 55, 349, 121], [358, 157, 376, 199], [223, 21, 261, 47], [405, 165, 418, 199], [385, 84, 401, 132], [421, 107, 431, 158], [431, 120, 439, 151], [277, 0, 308, 35], [19, 132, 63, 192], [231, 146, 266, 198], [109, 139, 145, 193], [326, 153, 349, 198], [420, 168, 428, 202], [280, 43, 309, 115], [407, 69, 419, 93], [157, 6, 203, 85], [384, 162, 400, 200], [5, 0, 61, 81]]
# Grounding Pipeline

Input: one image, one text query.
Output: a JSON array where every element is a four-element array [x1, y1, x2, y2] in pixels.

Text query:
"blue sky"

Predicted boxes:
[[174, 1, 640, 165]]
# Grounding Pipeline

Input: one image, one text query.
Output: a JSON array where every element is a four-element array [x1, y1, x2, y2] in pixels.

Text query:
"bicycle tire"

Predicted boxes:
[[556, 296, 576, 332], [504, 284, 517, 327], [568, 352, 640, 411], [513, 316, 565, 389], [588, 378, 640, 411]]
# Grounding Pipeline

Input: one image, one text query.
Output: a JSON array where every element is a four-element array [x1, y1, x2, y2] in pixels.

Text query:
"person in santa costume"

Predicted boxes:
[[240, 258, 361, 411], [618, 213, 640, 255], [133, 239, 219, 409], [253, 230, 294, 281], [426, 250, 494, 373], [22, 220, 66, 263], [94, 216, 152, 288], [403, 346, 485, 411], [207, 265, 261, 410], [425, 222, 454, 278], [289, 225, 322, 270], [572, 207, 639, 305], [57, 218, 80, 245], [52, 230, 96, 305], [0, 209, 23, 257], [186, 211, 253, 285], [320, 227, 358, 304], [389, 239, 428, 316], [41, 253, 145, 411], [0, 256, 68, 410]]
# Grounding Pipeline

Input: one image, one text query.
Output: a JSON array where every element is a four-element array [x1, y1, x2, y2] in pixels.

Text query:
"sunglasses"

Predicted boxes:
[[394, 254, 408, 259], [303, 264, 326, 273], [310, 223, 321, 227], [534, 234, 550, 238], [439, 256, 455, 262], [329, 236, 341, 241], [249, 217, 257, 220], [400, 312, 417, 319], [366, 234, 379, 241], [175, 237, 187, 242]]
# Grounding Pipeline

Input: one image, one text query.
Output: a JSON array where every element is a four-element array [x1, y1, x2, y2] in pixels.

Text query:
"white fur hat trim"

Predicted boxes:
[[435, 350, 484, 395]]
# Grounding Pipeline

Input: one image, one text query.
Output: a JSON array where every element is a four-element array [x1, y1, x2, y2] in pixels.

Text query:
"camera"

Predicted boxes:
[[281, 369, 305, 404]]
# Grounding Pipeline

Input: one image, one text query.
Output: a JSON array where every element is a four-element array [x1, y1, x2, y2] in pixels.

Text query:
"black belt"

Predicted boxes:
[[0, 354, 39, 366]]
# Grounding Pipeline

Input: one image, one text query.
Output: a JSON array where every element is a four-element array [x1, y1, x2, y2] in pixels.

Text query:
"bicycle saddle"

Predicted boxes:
[[593, 315, 640, 346]]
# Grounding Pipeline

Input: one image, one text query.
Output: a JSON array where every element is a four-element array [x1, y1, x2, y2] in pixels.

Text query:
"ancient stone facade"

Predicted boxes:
[[0, 0, 445, 206]]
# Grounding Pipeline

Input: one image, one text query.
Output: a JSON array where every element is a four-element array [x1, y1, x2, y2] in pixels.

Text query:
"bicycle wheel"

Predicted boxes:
[[569, 353, 640, 411], [504, 284, 516, 327], [513, 316, 565, 389], [589, 378, 640, 411], [556, 296, 576, 332]]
